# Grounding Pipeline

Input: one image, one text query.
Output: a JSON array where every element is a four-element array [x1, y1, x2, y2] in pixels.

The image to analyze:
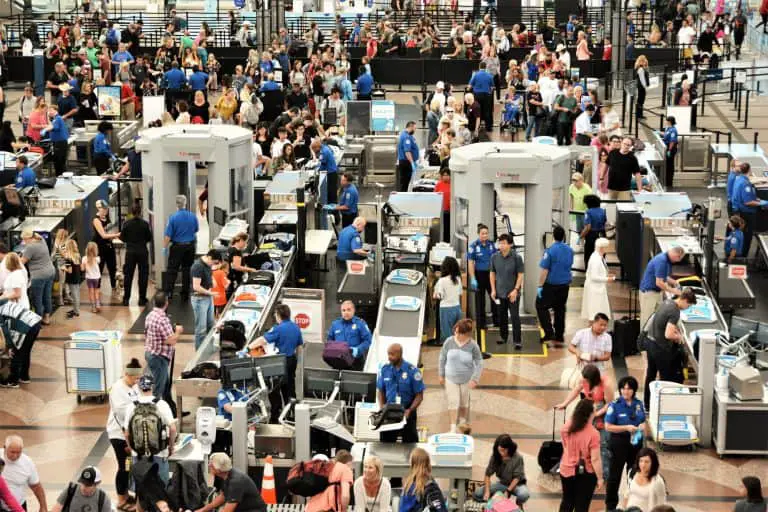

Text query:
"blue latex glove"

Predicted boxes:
[[631, 429, 644, 446], [323, 203, 337, 211], [411, 161, 418, 173], [162, 247, 169, 258], [760, 200, 768, 208], [470, 277, 478, 290], [537, 286, 543, 299], [351, 346, 359, 358], [236, 349, 248, 358]]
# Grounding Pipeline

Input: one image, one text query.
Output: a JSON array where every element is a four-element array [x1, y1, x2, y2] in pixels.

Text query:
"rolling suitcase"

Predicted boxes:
[[537, 409, 564, 474], [613, 288, 640, 357]]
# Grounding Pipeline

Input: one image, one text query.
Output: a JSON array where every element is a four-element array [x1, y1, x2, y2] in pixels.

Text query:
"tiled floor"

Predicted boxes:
[[3, 56, 768, 511]]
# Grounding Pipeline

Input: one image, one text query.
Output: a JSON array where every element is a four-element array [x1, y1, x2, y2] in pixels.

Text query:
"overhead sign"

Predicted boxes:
[[735, 71, 747, 84], [371, 100, 395, 132], [728, 264, 747, 280], [700, 69, 723, 82]]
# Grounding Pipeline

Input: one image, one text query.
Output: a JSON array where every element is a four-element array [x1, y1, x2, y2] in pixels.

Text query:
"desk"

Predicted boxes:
[[713, 387, 768, 455], [259, 210, 299, 226], [709, 143, 768, 187], [305, 229, 333, 283]]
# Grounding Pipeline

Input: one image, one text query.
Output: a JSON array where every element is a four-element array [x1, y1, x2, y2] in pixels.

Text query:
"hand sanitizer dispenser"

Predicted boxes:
[[196, 406, 217, 455]]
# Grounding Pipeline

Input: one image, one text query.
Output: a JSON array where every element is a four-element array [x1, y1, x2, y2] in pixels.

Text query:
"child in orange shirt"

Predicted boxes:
[[212, 260, 230, 317]]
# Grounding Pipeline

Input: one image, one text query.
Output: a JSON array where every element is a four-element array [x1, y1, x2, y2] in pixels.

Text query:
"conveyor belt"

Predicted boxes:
[[717, 265, 755, 309], [378, 282, 424, 338], [338, 263, 378, 306]]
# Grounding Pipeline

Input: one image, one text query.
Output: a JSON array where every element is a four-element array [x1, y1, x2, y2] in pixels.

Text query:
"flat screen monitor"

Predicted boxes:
[[221, 358, 254, 388], [729, 316, 757, 342], [253, 354, 287, 380], [340, 370, 377, 400], [346, 101, 371, 137], [304, 367, 340, 395], [214, 206, 227, 226], [754, 323, 768, 347]]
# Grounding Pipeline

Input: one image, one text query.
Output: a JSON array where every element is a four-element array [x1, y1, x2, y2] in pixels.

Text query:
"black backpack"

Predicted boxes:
[[61, 482, 106, 512], [128, 398, 169, 458], [220, 320, 247, 360]]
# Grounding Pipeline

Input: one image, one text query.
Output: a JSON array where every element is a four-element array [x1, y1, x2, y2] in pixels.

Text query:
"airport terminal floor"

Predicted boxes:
[[1, 82, 767, 512]]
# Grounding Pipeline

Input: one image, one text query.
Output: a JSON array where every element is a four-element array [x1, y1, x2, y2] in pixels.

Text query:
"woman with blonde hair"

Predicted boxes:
[[400, 448, 447, 512], [576, 31, 592, 61], [51, 228, 70, 306], [82, 241, 102, 313], [353, 455, 391, 512], [2, 252, 30, 309], [635, 55, 650, 119], [61, 239, 82, 318], [21, 230, 55, 324]]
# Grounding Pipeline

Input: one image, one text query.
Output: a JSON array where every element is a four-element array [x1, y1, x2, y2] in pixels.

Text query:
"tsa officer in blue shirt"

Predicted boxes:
[[579, 194, 607, 267], [337, 216, 368, 261], [638, 247, 685, 327], [377, 343, 424, 443], [163, 194, 199, 301], [328, 300, 372, 370], [164, 62, 187, 91], [356, 66, 374, 100], [535, 226, 573, 344], [662, 115, 678, 187], [41, 104, 70, 176], [188, 65, 209, 92], [14, 156, 36, 189], [726, 160, 742, 217], [310, 139, 339, 204], [336, 172, 359, 228], [397, 121, 419, 192], [469, 61, 495, 130], [725, 215, 745, 262], [468, 223, 498, 330], [92, 121, 116, 174], [217, 385, 247, 420], [732, 162, 768, 259], [249, 304, 303, 400], [604, 376, 647, 511]]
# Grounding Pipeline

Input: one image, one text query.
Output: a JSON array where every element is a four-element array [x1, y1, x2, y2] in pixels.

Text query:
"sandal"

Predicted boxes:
[[117, 502, 136, 512]]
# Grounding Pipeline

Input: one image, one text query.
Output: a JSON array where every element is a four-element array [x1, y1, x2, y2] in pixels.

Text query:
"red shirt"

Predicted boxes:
[[435, 180, 451, 212], [559, 421, 601, 477], [602, 45, 612, 61]]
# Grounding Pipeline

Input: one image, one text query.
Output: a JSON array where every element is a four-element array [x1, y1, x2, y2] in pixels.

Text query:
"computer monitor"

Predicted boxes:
[[214, 206, 227, 227], [221, 358, 254, 388], [754, 323, 768, 348], [340, 370, 377, 401], [304, 367, 340, 395], [253, 354, 287, 380], [729, 316, 757, 342]]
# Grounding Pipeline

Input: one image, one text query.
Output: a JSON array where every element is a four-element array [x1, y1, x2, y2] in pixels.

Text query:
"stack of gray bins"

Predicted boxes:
[[363, 135, 398, 185]]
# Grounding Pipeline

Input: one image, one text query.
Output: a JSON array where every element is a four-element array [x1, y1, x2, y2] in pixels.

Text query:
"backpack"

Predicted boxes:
[[128, 398, 169, 458], [220, 320, 247, 360], [286, 460, 336, 497], [369, 403, 405, 430], [61, 482, 106, 512], [242, 100, 262, 125], [106, 29, 118, 46]]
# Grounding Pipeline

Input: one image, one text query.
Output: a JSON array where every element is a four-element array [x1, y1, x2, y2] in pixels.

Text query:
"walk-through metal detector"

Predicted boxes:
[[450, 142, 572, 314], [137, 125, 254, 285]]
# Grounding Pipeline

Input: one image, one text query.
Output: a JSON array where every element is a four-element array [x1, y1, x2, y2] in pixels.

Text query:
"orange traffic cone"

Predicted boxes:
[[261, 455, 277, 504]]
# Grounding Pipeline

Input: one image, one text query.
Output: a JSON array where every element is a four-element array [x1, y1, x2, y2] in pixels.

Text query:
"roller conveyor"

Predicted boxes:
[[337, 262, 378, 306]]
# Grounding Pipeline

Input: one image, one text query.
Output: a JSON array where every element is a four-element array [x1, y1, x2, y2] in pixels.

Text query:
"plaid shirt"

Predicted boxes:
[[571, 327, 612, 370], [144, 307, 175, 360]]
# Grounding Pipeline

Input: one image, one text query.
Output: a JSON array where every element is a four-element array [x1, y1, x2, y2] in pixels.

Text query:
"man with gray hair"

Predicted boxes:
[[195, 453, 266, 512], [163, 194, 198, 301], [0, 435, 48, 512]]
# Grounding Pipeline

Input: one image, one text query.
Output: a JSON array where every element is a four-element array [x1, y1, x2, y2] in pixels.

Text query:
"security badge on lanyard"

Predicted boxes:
[[394, 370, 408, 404]]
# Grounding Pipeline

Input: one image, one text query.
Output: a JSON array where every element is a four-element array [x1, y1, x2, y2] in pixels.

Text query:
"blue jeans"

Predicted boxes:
[[191, 295, 214, 350], [29, 277, 53, 316], [145, 351, 170, 400], [473, 482, 531, 504], [132, 455, 170, 484], [525, 116, 541, 140], [439, 305, 462, 343]]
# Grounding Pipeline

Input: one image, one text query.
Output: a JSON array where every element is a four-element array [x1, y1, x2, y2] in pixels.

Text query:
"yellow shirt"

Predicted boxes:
[[569, 183, 593, 212]]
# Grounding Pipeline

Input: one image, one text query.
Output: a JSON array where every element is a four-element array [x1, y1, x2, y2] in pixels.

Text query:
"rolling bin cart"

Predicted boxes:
[[64, 330, 123, 403]]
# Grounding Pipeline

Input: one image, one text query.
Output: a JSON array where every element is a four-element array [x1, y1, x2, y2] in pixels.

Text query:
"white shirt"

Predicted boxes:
[[570, 327, 613, 370], [0, 450, 40, 507], [677, 26, 696, 45], [123, 395, 175, 458], [601, 109, 621, 137], [0, 256, 9, 292], [434, 276, 463, 308], [21, 40, 33, 57], [107, 378, 139, 439], [575, 112, 593, 135], [271, 138, 289, 159], [559, 51, 571, 69], [4, 268, 30, 310], [84, 256, 101, 280]]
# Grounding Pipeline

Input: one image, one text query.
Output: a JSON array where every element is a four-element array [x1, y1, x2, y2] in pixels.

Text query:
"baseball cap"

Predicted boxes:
[[138, 375, 154, 391], [79, 466, 102, 486], [436, 81, 445, 90]]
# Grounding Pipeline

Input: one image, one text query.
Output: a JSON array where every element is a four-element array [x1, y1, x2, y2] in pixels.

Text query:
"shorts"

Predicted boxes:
[[86, 278, 101, 289], [445, 379, 471, 410]]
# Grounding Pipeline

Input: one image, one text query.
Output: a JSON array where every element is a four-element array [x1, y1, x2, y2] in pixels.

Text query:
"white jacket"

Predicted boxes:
[[581, 251, 611, 321]]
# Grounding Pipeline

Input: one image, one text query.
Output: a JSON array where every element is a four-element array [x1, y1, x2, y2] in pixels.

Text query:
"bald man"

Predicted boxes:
[[0, 436, 48, 512], [376, 343, 424, 443]]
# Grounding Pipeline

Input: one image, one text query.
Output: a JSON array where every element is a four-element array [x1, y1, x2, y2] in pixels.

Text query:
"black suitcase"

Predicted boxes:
[[613, 288, 640, 357], [246, 270, 275, 287], [537, 409, 564, 474]]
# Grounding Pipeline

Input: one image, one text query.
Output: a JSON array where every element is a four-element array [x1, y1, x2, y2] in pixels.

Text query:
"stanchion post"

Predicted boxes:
[[701, 79, 706, 117], [730, 69, 735, 103], [754, 131, 759, 152], [745, 89, 750, 128], [662, 65, 668, 109]]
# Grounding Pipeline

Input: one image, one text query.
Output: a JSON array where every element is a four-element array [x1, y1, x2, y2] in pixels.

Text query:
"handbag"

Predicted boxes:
[[559, 366, 580, 390]]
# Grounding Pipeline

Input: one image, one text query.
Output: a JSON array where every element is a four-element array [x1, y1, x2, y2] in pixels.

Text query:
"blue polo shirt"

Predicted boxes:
[[339, 183, 359, 215], [165, 68, 187, 90], [584, 207, 607, 232], [727, 170, 740, 206], [327, 315, 371, 353], [725, 229, 744, 258], [349, 25, 361, 45], [663, 125, 678, 148], [57, 94, 78, 117], [48, 115, 69, 142], [639, 252, 672, 292], [112, 50, 133, 64], [469, 69, 494, 94], [164, 209, 199, 243], [263, 319, 304, 357], [605, 397, 646, 428], [337, 224, 364, 261], [319, 145, 338, 174], [397, 130, 419, 162], [540, 241, 573, 285], [216, 388, 246, 420], [733, 174, 757, 213], [93, 132, 114, 158], [15, 167, 36, 189], [260, 60, 274, 74], [260, 80, 280, 92], [468, 239, 497, 271], [188, 71, 208, 91], [377, 360, 425, 409], [357, 73, 374, 96]]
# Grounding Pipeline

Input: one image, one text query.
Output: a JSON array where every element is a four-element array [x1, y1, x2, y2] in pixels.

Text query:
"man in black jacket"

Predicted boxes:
[[121, 201, 153, 306]]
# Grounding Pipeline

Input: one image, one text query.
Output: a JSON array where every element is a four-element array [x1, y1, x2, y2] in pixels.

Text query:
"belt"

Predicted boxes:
[[172, 241, 195, 245], [640, 289, 660, 294]]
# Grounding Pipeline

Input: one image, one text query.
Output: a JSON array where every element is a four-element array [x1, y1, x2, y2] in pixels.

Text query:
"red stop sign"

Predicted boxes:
[[295, 313, 311, 329]]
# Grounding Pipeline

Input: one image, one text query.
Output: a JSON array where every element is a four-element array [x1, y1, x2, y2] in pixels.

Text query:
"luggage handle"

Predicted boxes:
[[551, 407, 566, 441]]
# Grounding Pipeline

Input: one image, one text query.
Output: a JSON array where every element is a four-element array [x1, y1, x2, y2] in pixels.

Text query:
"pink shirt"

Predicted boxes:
[[26, 109, 47, 142], [0, 476, 23, 512], [559, 421, 601, 478], [576, 40, 590, 61], [305, 463, 353, 512]]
